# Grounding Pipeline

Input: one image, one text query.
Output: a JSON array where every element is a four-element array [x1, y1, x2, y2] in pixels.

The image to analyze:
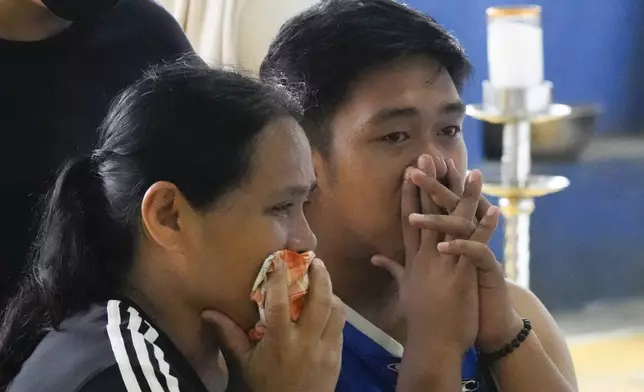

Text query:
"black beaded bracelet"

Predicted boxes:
[[479, 318, 532, 363]]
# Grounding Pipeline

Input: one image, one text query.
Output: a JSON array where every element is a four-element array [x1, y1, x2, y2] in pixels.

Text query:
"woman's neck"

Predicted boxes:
[[123, 284, 226, 391], [0, 0, 72, 41]]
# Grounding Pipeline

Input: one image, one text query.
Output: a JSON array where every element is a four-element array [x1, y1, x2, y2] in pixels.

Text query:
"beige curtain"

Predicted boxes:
[[157, 0, 246, 67], [158, 0, 319, 73]]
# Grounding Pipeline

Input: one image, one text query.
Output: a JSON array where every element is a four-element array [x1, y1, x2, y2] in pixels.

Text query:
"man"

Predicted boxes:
[[0, 0, 197, 307], [260, 0, 578, 391]]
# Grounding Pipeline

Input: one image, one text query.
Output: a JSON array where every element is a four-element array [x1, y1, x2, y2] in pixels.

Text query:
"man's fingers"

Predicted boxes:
[[443, 207, 502, 283], [410, 170, 460, 213], [263, 257, 290, 337], [453, 170, 483, 221], [444, 168, 482, 243], [475, 196, 493, 223], [433, 155, 448, 181], [299, 258, 333, 334], [436, 239, 499, 273], [401, 168, 420, 263], [416, 156, 442, 253], [469, 205, 501, 244], [371, 254, 405, 283], [411, 168, 494, 229], [445, 158, 464, 198], [409, 213, 476, 239], [417, 155, 437, 214]]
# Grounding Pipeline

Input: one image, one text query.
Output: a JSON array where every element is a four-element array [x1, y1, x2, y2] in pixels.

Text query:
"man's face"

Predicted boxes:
[[309, 56, 467, 292]]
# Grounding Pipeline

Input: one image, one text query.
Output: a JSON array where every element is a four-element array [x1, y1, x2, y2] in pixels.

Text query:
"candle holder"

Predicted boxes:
[[466, 5, 571, 289]]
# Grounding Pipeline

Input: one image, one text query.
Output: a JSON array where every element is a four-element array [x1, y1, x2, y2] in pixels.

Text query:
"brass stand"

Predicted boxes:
[[467, 81, 571, 288]]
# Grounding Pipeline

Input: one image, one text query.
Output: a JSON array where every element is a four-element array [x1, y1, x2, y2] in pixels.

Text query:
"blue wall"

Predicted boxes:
[[484, 159, 644, 311], [411, 0, 644, 139], [406, 0, 644, 311]]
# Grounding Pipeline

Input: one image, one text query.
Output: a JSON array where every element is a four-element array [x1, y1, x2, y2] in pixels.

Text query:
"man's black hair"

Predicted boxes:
[[260, 0, 472, 154]]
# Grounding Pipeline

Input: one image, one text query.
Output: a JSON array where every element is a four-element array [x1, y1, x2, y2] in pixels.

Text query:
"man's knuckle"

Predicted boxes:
[[448, 199, 461, 213], [479, 220, 496, 230]]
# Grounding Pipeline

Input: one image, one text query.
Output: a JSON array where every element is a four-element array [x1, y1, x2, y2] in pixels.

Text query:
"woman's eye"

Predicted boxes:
[[273, 202, 294, 215], [439, 126, 462, 137], [381, 132, 410, 144]]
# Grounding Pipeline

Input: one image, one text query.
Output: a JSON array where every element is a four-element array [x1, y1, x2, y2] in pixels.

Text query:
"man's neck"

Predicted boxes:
[[315, 242, 409, 344], [349, 286, 408, 345], [0, 0, 72, 41]]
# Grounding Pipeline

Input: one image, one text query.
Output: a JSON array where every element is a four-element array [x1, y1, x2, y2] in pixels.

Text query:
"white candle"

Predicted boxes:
[[487, 6, 544, 88]]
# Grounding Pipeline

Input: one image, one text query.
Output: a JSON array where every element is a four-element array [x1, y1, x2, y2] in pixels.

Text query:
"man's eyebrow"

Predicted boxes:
[[367, 107, 421, 125], [366, 101, 465, 126], [440, 101, 466, 115]]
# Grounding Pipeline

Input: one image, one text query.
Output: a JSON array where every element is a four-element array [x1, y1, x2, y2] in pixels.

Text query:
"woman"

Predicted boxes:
[[0, 60, 345, 392]]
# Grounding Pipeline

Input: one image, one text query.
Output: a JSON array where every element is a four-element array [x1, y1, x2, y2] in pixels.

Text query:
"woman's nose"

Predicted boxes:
[[287, 216, 317, 252]]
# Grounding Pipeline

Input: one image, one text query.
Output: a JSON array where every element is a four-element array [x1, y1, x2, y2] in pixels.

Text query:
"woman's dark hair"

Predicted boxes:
[[0, 58, 301, 388]]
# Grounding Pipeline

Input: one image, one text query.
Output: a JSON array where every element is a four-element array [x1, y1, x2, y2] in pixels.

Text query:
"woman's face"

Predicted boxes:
[[184, 117, 317, 330]]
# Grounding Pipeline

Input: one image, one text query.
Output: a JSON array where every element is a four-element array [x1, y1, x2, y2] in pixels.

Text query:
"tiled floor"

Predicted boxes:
[[555, 298, 644, 392]]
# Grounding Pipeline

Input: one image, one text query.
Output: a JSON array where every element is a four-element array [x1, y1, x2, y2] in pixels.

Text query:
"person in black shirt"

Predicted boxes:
[[0, 61, 345, 392], [0, 0, 197, 309]]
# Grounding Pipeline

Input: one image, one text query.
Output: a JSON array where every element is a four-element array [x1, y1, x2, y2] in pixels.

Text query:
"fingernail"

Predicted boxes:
[[418, 155, 428, 170], [404, 167, 413, 182], [468, 170, 480, 183], [409, 213, 424, 220], [486, 206, 498, 216], [437, 242, 450, 252], [371, 255, 388, 265]]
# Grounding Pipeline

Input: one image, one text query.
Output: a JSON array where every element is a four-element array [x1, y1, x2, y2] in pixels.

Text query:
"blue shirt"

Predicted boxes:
[[336, 307, 492, 392]]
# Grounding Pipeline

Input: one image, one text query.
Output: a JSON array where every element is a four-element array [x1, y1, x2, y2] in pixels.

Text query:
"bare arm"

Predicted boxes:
[[396, 339, 462, 392], [489, 281, 578, 392], [410, 165, 578, 392]]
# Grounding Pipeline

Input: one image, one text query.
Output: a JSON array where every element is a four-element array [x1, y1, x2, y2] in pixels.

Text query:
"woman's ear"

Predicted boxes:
[[140, 181, 195, 254]]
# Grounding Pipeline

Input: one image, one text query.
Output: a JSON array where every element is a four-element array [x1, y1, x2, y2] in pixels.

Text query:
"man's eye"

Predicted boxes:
[[381, 132, 410, 144], [439, 126, 462, 137]]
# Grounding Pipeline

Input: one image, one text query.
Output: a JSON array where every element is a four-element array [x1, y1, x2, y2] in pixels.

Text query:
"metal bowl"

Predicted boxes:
[[482, 105, 600, 162]]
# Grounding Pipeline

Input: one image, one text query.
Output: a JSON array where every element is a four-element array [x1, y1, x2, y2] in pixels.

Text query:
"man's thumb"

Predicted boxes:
[[201, 309, 251, 362], [371, 254, 404, 282]]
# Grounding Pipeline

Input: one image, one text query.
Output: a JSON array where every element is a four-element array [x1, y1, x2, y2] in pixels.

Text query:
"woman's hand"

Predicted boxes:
[[202, 258, 345, 392]]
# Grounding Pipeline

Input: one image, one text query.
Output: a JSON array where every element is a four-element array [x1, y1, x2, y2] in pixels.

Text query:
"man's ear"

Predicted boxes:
[[140, 181, 194, 254]]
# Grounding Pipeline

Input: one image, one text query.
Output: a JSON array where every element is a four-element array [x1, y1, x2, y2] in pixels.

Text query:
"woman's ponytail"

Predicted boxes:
[[0, 155, 130, 389]]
